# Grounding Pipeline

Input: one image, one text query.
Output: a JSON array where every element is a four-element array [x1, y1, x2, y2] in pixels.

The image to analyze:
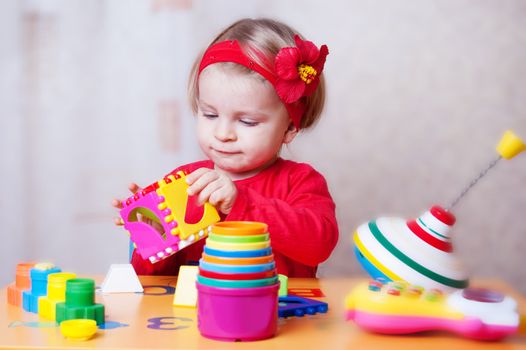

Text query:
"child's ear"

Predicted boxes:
[[283, 122, 298, 144]]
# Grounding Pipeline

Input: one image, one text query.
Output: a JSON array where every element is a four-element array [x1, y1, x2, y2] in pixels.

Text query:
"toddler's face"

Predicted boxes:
[[196, 65, 295, 180]]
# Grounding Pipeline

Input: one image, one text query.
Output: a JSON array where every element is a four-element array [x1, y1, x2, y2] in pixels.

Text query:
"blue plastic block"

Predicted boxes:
[[278, 295, 328, 318]]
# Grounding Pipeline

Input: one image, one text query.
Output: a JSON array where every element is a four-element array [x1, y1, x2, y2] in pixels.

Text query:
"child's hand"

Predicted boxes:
[[185, 168, 237, 215], [112, 183, 141, 226]]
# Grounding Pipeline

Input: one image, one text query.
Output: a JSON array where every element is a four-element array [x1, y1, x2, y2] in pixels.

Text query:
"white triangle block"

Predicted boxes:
[[101, 264, 143, 293], [173, 266, 198, 308]]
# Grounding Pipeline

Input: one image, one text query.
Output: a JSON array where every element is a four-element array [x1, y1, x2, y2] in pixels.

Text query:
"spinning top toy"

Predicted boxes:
[[354, 130, 525, 291]]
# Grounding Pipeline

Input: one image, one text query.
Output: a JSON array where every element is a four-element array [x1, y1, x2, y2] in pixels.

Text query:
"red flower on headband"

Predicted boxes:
[[274, 35, 329, 104]]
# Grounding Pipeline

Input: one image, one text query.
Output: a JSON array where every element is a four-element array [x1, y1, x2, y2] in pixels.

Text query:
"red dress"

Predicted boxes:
[[131, 158, 339, 277]]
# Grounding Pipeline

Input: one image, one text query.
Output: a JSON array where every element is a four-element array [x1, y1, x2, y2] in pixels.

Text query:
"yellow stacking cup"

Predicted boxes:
[[205, 239, 271, 251]]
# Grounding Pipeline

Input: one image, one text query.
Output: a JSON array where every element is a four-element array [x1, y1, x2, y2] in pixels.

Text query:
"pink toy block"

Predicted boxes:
[[120, 171, 220, 264], [120, 189, 181, 263]]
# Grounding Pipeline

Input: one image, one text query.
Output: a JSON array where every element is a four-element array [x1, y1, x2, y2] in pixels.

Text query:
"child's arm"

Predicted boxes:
[[227, 167, 338, 267]]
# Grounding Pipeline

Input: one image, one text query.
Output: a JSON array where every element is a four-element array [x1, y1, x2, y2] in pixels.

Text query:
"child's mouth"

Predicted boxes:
[[213, 148, 239, 155]]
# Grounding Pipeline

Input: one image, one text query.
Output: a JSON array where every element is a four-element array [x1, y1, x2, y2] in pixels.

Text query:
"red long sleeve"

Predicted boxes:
[[226, 159, 339, 277], [130, 158, 339, 277]]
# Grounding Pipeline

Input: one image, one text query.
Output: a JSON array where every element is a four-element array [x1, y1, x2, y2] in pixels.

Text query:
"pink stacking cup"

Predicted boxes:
[[196, 282, 279, 341]]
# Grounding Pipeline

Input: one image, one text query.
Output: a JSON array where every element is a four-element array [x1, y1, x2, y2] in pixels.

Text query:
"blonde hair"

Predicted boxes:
[[188, 18, 326, 130]]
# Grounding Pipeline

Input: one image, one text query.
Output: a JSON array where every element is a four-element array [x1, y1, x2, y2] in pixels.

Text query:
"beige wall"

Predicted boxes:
[[1, 0, 525, 293]]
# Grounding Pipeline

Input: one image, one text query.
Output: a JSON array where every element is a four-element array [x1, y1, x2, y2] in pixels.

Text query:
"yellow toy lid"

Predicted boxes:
[[60, 319, 97, 341]]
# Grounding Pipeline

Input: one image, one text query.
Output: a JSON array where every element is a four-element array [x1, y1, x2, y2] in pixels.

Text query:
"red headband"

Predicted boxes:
[[198, 35, 329, 129]]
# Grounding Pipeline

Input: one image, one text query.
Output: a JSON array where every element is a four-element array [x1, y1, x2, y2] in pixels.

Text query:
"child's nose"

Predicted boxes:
[[214, 120, 236, 142]]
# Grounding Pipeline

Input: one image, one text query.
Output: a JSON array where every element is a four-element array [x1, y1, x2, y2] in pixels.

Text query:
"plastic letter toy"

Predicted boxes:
[[120, 171, 220, 263], [345, 280, 519, 341], [278, 296, 329, 318]]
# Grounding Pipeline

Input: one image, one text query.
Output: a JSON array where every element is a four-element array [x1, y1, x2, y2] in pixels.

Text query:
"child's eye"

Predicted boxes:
[[203, 113, 218, 119], [239, 119, 259, 127]]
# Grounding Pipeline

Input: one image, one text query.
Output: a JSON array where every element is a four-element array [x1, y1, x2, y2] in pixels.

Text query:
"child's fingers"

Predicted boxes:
[[208, 186, 227, 206], [113, 217, 124, 226], [112, 198, 123, 209], [185, 167, 211, 185], [187, 170, 219, 196], [128, 182, 141, 194], [196, 180, 223, 205], [209, 184, 236, 212]]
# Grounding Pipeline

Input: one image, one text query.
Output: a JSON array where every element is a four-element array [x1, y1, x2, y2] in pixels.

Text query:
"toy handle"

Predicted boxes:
[[496, 130, 525, 159]]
